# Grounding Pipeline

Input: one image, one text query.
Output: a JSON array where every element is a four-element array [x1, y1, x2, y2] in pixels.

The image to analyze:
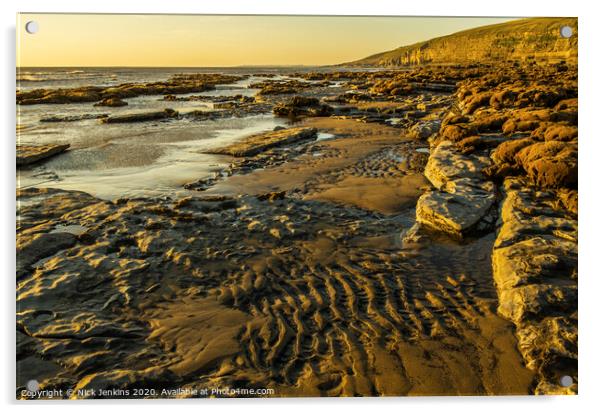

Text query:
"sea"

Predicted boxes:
[[16, 67, 343, 199]]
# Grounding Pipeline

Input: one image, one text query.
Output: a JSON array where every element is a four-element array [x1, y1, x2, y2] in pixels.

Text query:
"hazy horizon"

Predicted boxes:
[[17, 14, 519, 68]]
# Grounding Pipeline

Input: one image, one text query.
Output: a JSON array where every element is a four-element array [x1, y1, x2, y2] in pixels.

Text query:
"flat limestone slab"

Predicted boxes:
[[415, 140, 495, 236], [206, 127, 317, 157], [424, 140, 491, 190], [416, 185, 495, 234], [101, 109, 178, 124], [16, 144, 70, 166]]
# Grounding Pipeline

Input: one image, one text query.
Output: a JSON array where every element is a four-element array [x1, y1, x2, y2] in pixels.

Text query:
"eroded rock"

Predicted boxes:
[[515, 141, 577, 189], [492, 177, 577, 394], [273, 96, 333, 118], [415, 141, 496, 236], [205, 127, 317, 157], [424, 141, 491, 189], [416, 186, 495, 235], [17, 144, 70, 167], [17, 232, 77, 278], [17, 73, 244, 105], [408, 119, 441, 140]]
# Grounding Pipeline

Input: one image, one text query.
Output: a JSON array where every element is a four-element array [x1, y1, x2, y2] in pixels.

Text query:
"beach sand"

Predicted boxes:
[[17, 60, 576, 397], [18, 116, 535, 397]]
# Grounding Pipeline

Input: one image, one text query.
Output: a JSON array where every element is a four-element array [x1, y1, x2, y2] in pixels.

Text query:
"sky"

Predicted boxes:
[[17, 14, 517, 67]]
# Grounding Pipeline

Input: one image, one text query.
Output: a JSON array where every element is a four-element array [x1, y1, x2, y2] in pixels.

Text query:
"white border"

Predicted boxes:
[[2, 1, 599, 412]]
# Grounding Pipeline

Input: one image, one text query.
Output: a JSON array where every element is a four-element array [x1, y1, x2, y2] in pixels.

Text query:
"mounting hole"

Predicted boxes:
[[25, 21, 39, 34], [560, 25, 573, 39], [559, 375, 574, 387], [26, 379, 39, 392]]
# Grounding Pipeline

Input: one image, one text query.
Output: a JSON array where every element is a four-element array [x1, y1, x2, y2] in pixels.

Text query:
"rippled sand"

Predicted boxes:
[[17, 118, 535, 397]]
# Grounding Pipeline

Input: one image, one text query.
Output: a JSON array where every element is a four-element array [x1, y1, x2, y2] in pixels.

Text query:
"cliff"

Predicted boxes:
[[347, 17, 577, 66]]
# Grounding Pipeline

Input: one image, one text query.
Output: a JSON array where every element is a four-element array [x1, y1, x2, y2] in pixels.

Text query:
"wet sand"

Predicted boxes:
[[202, 117, 536, 395], [207, 118, 428, 211], [17, 115, 536, 397]]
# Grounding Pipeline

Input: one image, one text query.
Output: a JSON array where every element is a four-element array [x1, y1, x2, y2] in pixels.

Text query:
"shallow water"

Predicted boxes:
[[50, 224, 87, 235], [17, 69, 295, 199], [18, 114, 288, 199], [17, 67, 304, 91], [315, 132, 336, 141]]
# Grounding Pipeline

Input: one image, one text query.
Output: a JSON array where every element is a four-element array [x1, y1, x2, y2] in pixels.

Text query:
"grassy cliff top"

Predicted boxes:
[[345, 17, 577, 67]]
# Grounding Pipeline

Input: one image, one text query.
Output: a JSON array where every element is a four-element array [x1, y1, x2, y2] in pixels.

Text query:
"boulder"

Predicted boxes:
[[415, 141, 496, 236], [472, 113, 509, 132], [455, 135, 506, 155], [515, 141, 577, 188], [491, 137, 535, 166], [441, 113, 469, 127], [496, 283, 576, 326], [408, 120, 441, 140], [502, 119, 541, 134], [463, 91, 492, 114], [416, 184, 495, 235], [424, 141, 491, 189], [489, 89, 518, 109], [437, 123, 476, 143], [535, 124, 578, 142]]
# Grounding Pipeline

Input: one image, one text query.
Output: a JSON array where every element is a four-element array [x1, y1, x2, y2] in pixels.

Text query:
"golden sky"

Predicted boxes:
[[17, 14, 516, 67]]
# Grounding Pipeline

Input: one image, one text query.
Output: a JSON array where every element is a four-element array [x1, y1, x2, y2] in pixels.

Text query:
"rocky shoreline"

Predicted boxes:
[[17, 62, 577, 397], [16, 73, 245, 105], [493, 178, 577, 394], [405, 62, 578, 394]]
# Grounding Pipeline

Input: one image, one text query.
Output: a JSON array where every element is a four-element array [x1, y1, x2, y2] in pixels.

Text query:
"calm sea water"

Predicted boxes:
[[16, 67, 333, 199]]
